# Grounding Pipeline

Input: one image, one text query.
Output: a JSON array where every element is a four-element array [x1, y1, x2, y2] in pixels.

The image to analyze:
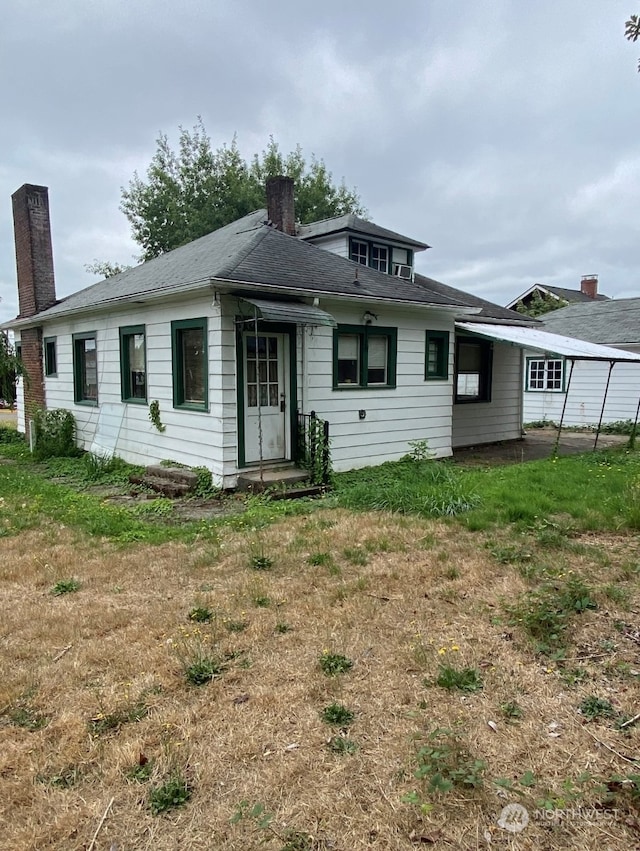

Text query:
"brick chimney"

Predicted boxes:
[[12, 184, 58, 416], [580, 274, 598, 299], [266, 176, 296, 236]]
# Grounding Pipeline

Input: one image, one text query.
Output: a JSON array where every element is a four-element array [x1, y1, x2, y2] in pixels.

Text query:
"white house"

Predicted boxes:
[[8, 180, 637, 488], [522, 298, 640, 428]]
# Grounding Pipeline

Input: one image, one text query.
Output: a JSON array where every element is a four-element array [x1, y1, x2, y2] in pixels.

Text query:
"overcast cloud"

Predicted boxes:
[[2, 0, 639, 323]]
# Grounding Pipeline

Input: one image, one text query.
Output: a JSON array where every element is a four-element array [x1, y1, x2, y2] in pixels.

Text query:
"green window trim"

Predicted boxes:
[[332, 324, 397, 390], [119, 324, 147, 403], [454, 336, 493, 403], [348, 236, 413, 276], [525, 357, 565, 392], [171, 318, 209, 411], [44, 336, 57, 377], [425, 330, 449, 380], [72, 332, 98, 406]]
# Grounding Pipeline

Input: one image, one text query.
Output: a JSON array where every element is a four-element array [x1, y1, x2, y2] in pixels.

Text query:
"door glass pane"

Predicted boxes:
[[247, 334, 281, 409]]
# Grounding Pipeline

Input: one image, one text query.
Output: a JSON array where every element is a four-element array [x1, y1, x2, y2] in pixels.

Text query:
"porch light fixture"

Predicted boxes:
[[362, 310, 378, 325]]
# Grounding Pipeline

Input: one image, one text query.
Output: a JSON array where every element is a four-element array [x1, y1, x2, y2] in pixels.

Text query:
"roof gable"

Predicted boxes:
[[505, 282, 610, 310]]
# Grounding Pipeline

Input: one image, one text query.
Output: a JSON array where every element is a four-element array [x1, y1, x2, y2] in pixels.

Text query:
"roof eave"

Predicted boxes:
[[213, 278, 479, 314], [3, 277, 215, 330]]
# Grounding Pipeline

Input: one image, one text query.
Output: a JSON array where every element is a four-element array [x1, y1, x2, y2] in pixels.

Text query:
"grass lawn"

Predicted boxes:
[[0, 437, 639, 850]]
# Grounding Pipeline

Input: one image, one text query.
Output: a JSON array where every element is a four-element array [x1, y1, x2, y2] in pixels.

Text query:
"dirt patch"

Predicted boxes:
[[453, 428, 629, 466]]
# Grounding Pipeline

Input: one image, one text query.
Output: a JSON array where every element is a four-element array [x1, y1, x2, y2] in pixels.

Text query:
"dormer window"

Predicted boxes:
[[350, 240, 368, 265], [348, 237, 413, 278], [371, 245, 389, 273]]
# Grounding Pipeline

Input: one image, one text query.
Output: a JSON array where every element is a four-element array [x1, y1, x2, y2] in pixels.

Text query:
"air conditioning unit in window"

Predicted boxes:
[[393, 263, 413, 280]]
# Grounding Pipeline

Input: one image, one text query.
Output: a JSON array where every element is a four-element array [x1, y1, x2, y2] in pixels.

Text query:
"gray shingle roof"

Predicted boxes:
[[10, 208, 525, 326], [539, 298, 640, 346], [543, 285, 609, 303], [298, 214, 429, 250], [414, 274, 535, 324], [13, 210, 464, 325]]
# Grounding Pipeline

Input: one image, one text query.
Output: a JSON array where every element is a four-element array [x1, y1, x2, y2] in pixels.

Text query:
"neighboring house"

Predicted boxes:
[[506, 275, 610, 313], [522, 298, 640, 427], [6, 181, 639, 488]]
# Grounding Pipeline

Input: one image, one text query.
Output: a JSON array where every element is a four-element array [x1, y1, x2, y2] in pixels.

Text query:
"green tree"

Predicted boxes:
[[120, 119, 366, 261], [514, 290, 568, 318], [625, 13, 640, 70], [84, 260, 130, 279], [0, 332, 21, 406]]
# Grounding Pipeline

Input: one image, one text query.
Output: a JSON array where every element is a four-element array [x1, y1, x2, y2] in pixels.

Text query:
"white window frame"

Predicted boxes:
[[526, 358, 564, 392]]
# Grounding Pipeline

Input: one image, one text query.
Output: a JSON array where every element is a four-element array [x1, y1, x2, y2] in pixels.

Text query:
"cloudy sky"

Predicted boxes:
[[1, 0, 639, 323]]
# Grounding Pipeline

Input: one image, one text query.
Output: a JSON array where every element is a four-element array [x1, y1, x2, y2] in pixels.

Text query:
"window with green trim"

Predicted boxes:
[[73, 332, 98, 404], [350, 239, 368, 265], [44, 337, 57, 377], [333, 325, 397, 389], [119, 325, 147, 402], [171, 318, 208, 410], [455, 337, 492, 402], [349, 237, 413, 277], [425, 330, 449, 380], [370, 244, 389, 273]]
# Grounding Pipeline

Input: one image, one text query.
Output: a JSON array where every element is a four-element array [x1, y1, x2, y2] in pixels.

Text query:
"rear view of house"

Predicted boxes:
[[7, 180, 556, 487]]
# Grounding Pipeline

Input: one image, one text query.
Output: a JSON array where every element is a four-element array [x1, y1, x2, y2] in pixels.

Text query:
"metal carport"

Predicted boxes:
[[456, 321, 640, 451]]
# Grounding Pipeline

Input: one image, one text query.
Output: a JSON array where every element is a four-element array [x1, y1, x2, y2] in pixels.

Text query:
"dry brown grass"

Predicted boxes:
[[0, 509, 638, 850]]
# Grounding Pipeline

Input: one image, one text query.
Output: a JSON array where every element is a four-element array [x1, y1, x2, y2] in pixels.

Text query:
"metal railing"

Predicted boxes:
[[296, 410, 331, 485]]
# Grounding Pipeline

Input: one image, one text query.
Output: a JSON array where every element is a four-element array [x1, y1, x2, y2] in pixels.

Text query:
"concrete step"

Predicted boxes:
[[129, 472, 195, 498], [237, 466, 309, 493], [145, 465, 199, 487]]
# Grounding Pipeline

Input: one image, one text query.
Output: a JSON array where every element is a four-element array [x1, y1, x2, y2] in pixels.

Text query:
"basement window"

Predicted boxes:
[[72, 332, 98, 405], [44, 337, 57, 377], [526, 358, 564, 392], [120, 325, 147, 403]]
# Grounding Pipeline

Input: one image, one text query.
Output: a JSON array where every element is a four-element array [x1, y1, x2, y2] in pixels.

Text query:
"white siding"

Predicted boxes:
[[303, 234, 349, 258], [522, 350, 640, 426], [452, 342, 523, 448], [14, 332, 25, 435], [40, 295, 229, 485], [305, 302, 455, 471]]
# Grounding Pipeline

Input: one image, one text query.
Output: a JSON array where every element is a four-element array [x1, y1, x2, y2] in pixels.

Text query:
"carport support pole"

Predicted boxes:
[[593, 360, 615, 452], [629, 396, 640, 450], [554, 358, 575, 457]]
